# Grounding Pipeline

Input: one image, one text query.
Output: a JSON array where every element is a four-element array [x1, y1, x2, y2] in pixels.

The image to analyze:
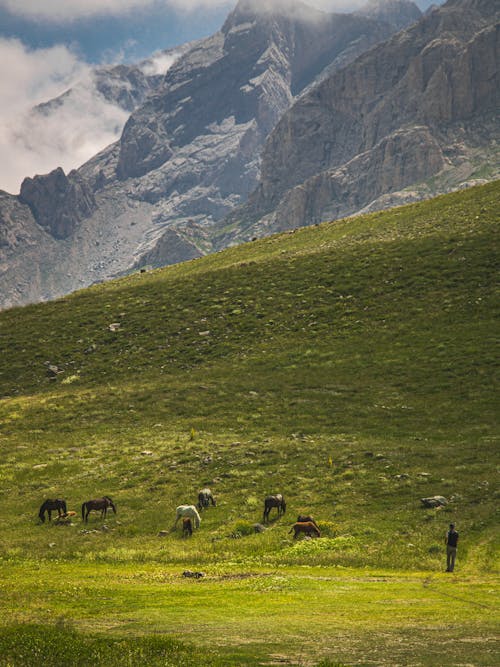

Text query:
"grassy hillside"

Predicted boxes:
[[0, 181, 498, 665]]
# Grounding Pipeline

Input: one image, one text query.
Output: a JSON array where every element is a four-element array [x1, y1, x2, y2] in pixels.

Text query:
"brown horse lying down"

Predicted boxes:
[[182, 517, 193, 537], [290, 521, 321, 539]]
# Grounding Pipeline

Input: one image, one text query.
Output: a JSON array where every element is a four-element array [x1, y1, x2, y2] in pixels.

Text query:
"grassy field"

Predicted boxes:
[[0, 181, 498, 665]]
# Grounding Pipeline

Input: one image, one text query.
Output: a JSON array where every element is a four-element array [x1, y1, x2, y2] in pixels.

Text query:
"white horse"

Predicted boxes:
[[174, 505, 201, 529]]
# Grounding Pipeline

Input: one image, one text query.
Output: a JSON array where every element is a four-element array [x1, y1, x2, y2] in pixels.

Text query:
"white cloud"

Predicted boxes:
[[0, 0, 377, 23], [140, 51, 180, 76], [0, 38, 129, 194]]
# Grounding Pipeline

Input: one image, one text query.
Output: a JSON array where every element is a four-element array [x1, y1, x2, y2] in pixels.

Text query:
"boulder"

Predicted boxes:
[[420, 496, 448, 508]]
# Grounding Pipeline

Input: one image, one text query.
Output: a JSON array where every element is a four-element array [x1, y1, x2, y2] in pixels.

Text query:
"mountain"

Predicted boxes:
[[0, 0, 421, 310], [217, 0, 499, 245]]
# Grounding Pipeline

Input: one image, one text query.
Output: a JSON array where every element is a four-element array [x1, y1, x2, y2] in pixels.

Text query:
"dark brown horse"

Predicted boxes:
[[81, 496, 116, 523], [39, 498, 67, 523], [197, 488, 216, 511], [289, 521, 321, 539], [263, 494, 286, 523], [182, 517, 193, 537]]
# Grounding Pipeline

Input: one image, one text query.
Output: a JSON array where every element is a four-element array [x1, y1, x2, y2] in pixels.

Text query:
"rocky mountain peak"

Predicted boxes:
[[19, 167, 96, 240], [357, 0, 422, 29]]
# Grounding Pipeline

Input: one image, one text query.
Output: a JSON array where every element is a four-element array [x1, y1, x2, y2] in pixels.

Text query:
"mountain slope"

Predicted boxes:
[[0, 182, 497, 579], [218, 0, 499, 245], [0, 0, 420, 310]]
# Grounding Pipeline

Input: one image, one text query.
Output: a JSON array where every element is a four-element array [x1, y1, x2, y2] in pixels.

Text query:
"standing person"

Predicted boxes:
[[445, 523, 459, 572]]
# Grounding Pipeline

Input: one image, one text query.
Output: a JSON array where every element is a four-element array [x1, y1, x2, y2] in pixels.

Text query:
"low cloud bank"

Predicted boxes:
[[0, 39, 130, 194], [0, 1, 375, 23]]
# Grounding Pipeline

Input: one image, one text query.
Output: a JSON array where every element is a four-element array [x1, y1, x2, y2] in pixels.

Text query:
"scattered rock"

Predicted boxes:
[[420, 496, 448, 508], [253, 523, 266, 533], [158, 530, 169, 537], [44, 362, 64, 379], [182, 570, 205, 579], [140, 450, 153, 456], [108, 322, 121, 332]]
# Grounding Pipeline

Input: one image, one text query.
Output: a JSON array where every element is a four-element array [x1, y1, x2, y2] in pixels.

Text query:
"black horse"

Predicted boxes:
[[81, 496, 116, 523], [197, 488, 216, 511], [263, 494, 286, 523], [39, 498, 67, 523]]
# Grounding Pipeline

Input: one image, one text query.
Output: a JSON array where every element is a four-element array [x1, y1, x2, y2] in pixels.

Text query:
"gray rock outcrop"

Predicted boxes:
[[219, 0, 499, 244], [1, 0, 413, 308], [2, 0, 499, 310], [19, 167, 96, 239]]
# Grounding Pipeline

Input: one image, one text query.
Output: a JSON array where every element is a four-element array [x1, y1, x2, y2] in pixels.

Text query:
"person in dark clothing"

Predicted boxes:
[[445, 523, 459, 572]]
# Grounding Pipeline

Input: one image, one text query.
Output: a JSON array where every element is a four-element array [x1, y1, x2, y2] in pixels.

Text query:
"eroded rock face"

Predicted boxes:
[[2, 0, 499, 310], [220, 0, 499, 242], [19, 168, 96, 239], [136, 227, 204, 268]]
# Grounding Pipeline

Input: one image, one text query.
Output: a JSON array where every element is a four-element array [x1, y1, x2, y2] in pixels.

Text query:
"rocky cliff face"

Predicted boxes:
[[19, 168, 97, 240], [218, 0, 499, 245], [1, 0, 417, 308], [4, 0, 499, 310]]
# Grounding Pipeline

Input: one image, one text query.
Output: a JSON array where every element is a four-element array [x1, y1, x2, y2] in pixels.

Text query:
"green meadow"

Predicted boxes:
[[0, 181, 498, 665]]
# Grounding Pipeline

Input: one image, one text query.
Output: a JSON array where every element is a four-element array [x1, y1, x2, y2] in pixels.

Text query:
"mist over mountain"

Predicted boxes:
[[0, 0, 497, 310]]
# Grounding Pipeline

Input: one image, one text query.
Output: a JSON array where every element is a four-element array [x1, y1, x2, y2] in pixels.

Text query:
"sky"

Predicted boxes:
[[0, 0, 440, 195]]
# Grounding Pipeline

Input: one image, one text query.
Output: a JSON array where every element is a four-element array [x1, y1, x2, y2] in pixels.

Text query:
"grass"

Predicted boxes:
[[0, 181, 498, 665]]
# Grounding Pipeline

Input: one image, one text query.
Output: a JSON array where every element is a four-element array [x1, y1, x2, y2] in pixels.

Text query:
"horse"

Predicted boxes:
[[263, 494, 286, 523], [197, 488, 216, 511], [289, 521, 321, 539], [81, 496, 116, 523], [296, 514, 319, 529], [174, 505, 201, 529], [39, 498, 67, 523], [182, 517, 193, 537]]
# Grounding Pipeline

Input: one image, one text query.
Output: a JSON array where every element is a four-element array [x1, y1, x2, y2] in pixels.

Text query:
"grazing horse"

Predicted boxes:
[[81, 496, 116, 523], [289, 521, 321, 539], [182, 517, 193, 537], [197, 488, 216, 511], [38, 498, 67, 523], [296, 514, 319, 529], [263, 494, 286, 523], [174, 505, 201, 529]]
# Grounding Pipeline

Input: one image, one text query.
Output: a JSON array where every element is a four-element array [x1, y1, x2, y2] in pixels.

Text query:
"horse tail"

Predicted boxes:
[[81, 502, 86, 521], [38, 502, 46, 522], [61, 500, 67, 514]]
